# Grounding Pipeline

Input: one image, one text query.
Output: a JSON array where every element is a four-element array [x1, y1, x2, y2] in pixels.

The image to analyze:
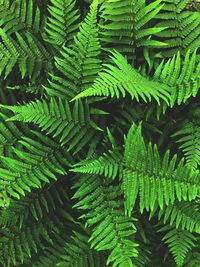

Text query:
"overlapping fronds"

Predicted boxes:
[[0, 204, 75, 266], [158, 201, 200, 234], [100, 0, 167, 58], [71, 148, 123, 179], [154, 0, 200, 56], [184, 251, 200, 267], [123, 123, 200, 215], [45, 0, 101, 99], [72, 51, 171, 104], [173, 119, 200, 169], [0, 98, 102, 153], [0, 131, 73, 203], [0, 29, 51, 79], [57, 231, 107, 267], [72, 174, 138, 266], [159, 225, 196, 266], [0, 110, 28, 159], [154, 50, 200, 106], [0, 0, 200, 266], [0, 223, 54, 266], [0, 0, 44, 35], [0, 183, 69, 229], [45, 0, 80, 47]]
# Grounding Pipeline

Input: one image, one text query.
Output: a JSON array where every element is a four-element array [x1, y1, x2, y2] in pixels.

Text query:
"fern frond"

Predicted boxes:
[[72, 174, 138, 266], [0, 29, 51, 79], [100, 0, 167, 59], [0, 183, 68, 229], [71, 148, 123, 179], [57, 231, 107, 267], [0, 131, 73, 203], [0, 0, 44, 35], [0, 98, 102, 153], [72, 51, 171, 105], [154, 50, 200, 106], [45, 0, 101, 99], [0, 204, 76, 267], [0, 222, 54, 266], [158, 201, 200, 234], [45, 0, 80, 47], [159, 225, 196, 266], [154, 0, 200, 56], [123, 123, 200, 215], [172, 119, 200, 169], [0, 110, 27, 159], [184, 251, 200, 267]]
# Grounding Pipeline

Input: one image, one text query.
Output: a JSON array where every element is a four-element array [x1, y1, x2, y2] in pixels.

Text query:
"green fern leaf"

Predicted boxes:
[[57, 231, 106, 267], [72, 51, 171, 105], [0, 183, 68, 229], [0, 0, 44, 35], [0, 98, 102, 153], [154, 0, 200, 56], [0, 29, 51, 79], [159, 225, 196, 266], [154, 50, 200, 106], [44, 0, 101, 99], [123, 123, 200, 215], [100, 0, 167, 59], [0, 131, 73, 203], [72, 174, 138, 267], [45, 0, 80, 47], [172, 119, 200, 169], [158, 201, 200, 234], [71, 148, 123, 179]]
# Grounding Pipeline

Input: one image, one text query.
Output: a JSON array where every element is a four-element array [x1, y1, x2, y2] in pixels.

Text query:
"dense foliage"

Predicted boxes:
[[0, 0, 200, 266]]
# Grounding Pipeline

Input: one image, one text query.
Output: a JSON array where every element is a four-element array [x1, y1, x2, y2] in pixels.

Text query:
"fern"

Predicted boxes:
[[1, 0, 200, 266], [44, 0, 101, 99], [154, 50, 200, 107], [72, 174, 138, 266], [71, 147, 123, 179], [159, 225, 196, 266], [0, 131, 73, 203], [0, 29, 51, 79], [173, 119, 200, 169], [0, 0, 44, 35], [0, 182, 69, 228], [57, 231, 107, 267], [0, 110, 27, 159], [45, 0, 80, 47], [0, 98, 102, 153], [154, 0, 200, 56], [157, 201, 200, 234], [100, 0, 167, 59], [123, 123, 200, 215], [72, 51, 171, 104]]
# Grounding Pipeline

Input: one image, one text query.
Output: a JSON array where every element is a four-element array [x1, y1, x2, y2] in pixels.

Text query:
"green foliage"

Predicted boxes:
[[73, 51, 171, 104], [100, 0, 167, 59], [0, 0, 200, 266], [0, 0, 44, 35], [154, 50, 200, 106], [44, 0, 101, 99], [154, 0, 200, 56], [123, 123, 200, 215], [0, 29, 51, 79], [0, 97, 102, 153], [45, 0, 80, 47], [57, 231, 107, 267], [157, 201, 200, 233], [159, 225, 196, 266], [72, 174, 138, 266], [173, 119, 200, 169]]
